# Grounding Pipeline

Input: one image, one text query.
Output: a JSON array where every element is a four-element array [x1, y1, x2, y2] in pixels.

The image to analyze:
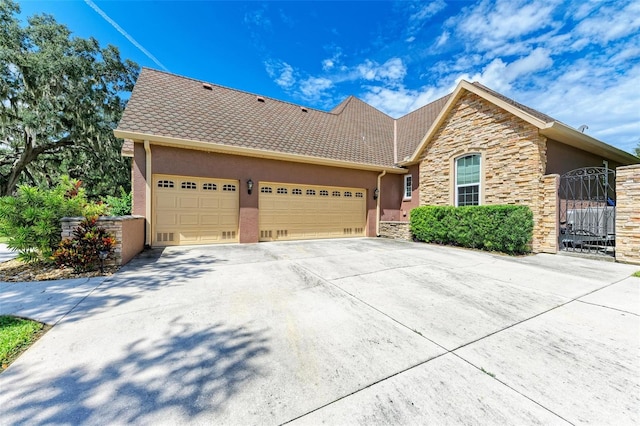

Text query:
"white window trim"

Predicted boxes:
[[454, 154, 481, 207], [403, 174, 412, 200]]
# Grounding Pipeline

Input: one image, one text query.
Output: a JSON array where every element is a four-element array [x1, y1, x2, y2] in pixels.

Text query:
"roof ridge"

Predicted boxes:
[[140, 67, 331, 114], [470, 81, 557, 124]]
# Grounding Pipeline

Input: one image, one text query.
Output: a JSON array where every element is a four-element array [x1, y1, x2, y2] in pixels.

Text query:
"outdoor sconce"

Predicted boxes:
[[247, 179, 254, 195], [373, 188, 379, 200]]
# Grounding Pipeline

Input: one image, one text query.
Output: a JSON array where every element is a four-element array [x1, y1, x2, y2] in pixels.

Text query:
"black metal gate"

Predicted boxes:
[[559, 167, 615, 256]]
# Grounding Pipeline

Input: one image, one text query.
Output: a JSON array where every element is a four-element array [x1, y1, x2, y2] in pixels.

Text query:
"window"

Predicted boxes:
[[202, 183, 217, 191], [403, 174, 412, 199], [157, 180, 174, 188], [319, 190, 329, 196], [260, 187, 272, 193], [332, 191, 341, 197], [181, 181, 197, 189], [223, 184, 236, 192], [344, 191, 352, 197], [292, 188, 302, 195], [355, 192, 363, 198], [306, 189, 316, 196], [455, 154, 481, 206], [277, 188, 288, 194]]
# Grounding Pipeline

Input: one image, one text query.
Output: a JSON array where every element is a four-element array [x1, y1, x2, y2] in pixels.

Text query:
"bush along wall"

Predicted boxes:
[[410, 205, 534, 255]]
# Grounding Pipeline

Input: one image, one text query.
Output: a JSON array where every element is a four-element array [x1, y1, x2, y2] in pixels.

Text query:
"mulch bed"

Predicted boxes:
[[0, 259, 119, 283]]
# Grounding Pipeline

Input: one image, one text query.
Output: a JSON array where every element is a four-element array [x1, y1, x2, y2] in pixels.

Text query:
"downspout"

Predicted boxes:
[[144, 140, 152, 246], [376, 170, 386, 237]]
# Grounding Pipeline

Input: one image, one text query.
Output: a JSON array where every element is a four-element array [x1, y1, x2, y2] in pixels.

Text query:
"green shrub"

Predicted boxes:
[[102, 188, 132, 216], [410, 205, 533, 254], [0, 177, 107, 263], [53, 217, 115, 273]]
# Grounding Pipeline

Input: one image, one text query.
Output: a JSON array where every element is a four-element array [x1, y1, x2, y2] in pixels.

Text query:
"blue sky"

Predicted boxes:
[[19, 0, 640, 154]]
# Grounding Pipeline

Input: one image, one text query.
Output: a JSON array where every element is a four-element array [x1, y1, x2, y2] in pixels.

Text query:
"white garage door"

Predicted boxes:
[[153, 174, 239, 246], [259, 182, 366, 241]]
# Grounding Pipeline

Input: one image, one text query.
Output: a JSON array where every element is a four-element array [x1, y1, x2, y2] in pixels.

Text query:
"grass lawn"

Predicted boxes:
[[633, 271, 640, 278], [0, 316, 49, 371]]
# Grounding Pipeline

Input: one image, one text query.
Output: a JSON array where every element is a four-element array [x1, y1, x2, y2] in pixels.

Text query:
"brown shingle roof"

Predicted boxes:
[[396, 94, 451, 161], [117, 68, 396, 167], [471, 82, 556, 123], [117, 68, 578, 168]]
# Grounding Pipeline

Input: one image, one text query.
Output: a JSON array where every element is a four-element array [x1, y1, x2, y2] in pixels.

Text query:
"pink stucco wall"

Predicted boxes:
[[133, 143, 413, 243]]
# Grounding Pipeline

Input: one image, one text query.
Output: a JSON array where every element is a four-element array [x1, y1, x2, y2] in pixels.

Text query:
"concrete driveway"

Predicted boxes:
[[0, 238, 638, 425]]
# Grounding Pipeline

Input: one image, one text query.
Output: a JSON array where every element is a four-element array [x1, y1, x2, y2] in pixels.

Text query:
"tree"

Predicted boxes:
[[0, 0, 139, 197], [635, 140, 640, 158]]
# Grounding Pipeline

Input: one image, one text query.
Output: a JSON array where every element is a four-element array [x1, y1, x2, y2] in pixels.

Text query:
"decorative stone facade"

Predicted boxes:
[[615, 164, 640, 265], [61, 216, 145, 266], [418, 91, 548, 252], [379, 221, 412, 240], [538, 174, 559, 253]]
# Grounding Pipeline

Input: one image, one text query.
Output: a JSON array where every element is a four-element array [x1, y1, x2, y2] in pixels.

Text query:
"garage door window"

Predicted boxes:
[[306, 189, 316, 196], [332, 191, 341, 197], [158, 180, 174, 188], [181, 181, 197, 189], [355, 192, 363, 198], [319, 190, 329, 196], [292, 188, 302, 195], [261, 186, 272, 193], [202, 183, 217, 191], [223, 184, 236, 192], [277, 188, 288, 194], [344, 191, 352, 197]]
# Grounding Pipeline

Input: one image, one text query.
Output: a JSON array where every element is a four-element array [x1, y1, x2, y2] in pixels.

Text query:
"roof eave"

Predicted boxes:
[[541, 122, 639, 165], [113, 129, 407, 174]]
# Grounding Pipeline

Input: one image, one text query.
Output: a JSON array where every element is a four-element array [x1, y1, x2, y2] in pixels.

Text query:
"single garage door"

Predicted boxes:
[[153, 174, 239, 246], [259, 182, 366, 241]]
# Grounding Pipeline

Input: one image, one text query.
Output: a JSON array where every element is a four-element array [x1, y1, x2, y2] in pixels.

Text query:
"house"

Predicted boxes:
[[114, 68, 638, 253]]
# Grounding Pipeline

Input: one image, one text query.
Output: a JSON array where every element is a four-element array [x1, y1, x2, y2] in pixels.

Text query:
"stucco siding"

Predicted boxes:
[[135, 144, 392, 243]]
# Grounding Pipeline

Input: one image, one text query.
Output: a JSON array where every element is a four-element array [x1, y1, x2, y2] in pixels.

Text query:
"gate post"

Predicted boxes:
[[539, 174, 560, 253], [615, 164, 640, 265]]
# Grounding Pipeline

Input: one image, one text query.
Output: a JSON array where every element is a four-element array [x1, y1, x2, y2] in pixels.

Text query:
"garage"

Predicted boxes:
[[152, 174, 239, 246], [259, 182, 366, 241]]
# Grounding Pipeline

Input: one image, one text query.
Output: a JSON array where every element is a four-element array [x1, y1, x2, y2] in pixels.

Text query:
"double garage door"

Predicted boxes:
[[152, 174, 367, 246], [259, 182, 366, 241]]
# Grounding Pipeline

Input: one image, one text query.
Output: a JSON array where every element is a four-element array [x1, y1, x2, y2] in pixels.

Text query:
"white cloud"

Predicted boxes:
[[574, 1, 640, 44], [361, 85, 450, 118], [264, 60, 296, 89], [299, 77, 333, 100], [435, 31, 449, 48], [357, 58, 407, 83], [407, 0, 447, 35], [454, 0, 559, 53], [458, 48, 553, 92]]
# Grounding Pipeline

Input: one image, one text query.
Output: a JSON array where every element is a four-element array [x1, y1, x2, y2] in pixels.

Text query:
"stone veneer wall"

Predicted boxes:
[[418, 91, 548, 252], [615, 164, 640, 265], [379, 221, 412, 240], [61, 216, 145, 266], [538, 174, 559, 253]]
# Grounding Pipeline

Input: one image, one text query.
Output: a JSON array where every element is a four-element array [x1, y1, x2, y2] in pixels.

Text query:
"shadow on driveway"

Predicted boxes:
[[0, 317, 270, 425]]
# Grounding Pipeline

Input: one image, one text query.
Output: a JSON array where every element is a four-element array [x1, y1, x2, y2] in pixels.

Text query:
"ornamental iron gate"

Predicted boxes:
[[559, 167, 615, 256]]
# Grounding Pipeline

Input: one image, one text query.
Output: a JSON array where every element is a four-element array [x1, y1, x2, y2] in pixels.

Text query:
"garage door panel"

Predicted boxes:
[[179, 197, 199, 209], [179, 214, 199, 226], [259, 182, 366, 242], [153, 175, 239, 246]]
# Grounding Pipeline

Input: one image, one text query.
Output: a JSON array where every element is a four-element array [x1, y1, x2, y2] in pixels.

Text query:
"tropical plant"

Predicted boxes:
[[0, 177, 106, 263], [0, 0, 139, 197], [103, 188, 132, 216], [54, 217, 115, 273]]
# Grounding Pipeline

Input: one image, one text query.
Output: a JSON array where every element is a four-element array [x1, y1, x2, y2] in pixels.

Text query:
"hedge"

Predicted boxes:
[[410, 205, 533, 254]]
